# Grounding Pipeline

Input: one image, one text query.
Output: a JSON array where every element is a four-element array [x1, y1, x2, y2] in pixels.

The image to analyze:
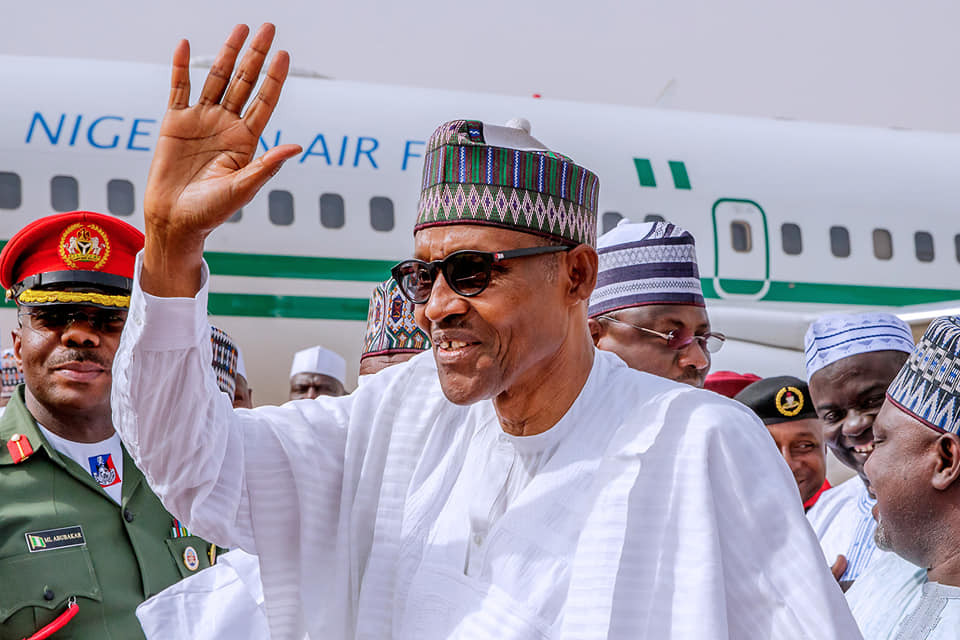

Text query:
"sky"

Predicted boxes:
[[4, 0, 960, 132]]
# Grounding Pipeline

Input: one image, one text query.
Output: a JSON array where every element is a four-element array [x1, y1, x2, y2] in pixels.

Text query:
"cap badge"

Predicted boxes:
[[59, 223, 111, 270], [775, 386, 804, 417]]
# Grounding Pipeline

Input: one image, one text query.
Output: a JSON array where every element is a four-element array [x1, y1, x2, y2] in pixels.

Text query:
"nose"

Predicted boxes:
[[678, 339, 710, 371], [422, 271, 470, 325], [841, 409, 873, 438], [60, 317, 101, 348]]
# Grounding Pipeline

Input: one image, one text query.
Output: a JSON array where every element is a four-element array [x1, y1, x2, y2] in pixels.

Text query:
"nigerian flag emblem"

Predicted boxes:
[[28, 535, 46, 549]]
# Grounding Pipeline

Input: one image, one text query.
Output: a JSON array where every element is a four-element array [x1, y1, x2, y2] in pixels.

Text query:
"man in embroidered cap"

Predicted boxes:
[[844, 316, 960, 638], [0, 211, 221, 640], [359, 277, 431, 377], [233, 346, 254, 408], [735, 376, 830, 510], [804, 311, 915, 587], [0, 347, 24, 408], [111, 24, 858, 639], [587, 219, 724, 388], [288, 345, 346, 399]]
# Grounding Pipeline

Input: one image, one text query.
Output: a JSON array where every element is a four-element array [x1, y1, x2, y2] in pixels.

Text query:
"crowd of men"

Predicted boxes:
[[2, 21, 959, 640]]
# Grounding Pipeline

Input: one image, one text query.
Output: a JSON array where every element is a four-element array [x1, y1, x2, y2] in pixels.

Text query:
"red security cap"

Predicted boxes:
[[0, 211, 144, 309], [704, 370, 761, 399]]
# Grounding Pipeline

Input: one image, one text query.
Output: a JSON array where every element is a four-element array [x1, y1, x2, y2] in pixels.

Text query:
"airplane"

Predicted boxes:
[[2, 54, 959, 408]]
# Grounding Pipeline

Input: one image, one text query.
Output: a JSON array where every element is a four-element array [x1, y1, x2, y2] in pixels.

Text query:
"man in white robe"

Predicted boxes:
[[111, 23, 859, 639], [845, 316, 960, 638], [804, 312, 915, 586]]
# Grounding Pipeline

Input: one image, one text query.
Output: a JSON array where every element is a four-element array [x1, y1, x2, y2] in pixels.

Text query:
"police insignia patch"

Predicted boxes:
[[88, 453, 120, 487], [775, 386, 804, 417], [59, 222, 111, 270]]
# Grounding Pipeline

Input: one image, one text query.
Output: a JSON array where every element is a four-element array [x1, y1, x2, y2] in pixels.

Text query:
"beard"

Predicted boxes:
[[873, 519, 894, 552]]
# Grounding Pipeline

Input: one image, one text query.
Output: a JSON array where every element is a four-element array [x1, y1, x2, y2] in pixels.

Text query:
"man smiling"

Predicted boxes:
[[111, 24, 858, 638], [804, 312, 915, 586]]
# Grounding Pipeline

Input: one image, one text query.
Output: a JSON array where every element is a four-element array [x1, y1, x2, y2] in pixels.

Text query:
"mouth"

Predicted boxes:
[[432, 332, 481, 365], [851, 442, 875, 456], [54, 361, 107, 382]]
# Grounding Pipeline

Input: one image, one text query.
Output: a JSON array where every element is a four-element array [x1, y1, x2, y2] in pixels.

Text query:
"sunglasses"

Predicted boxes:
[[598, 315, 725, 353], [391, 245, 573, 304], [18, 307, 128, 335]]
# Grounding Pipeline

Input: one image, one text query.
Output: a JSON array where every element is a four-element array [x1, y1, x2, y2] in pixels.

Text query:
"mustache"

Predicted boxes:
[[48, 350, 110, 369]]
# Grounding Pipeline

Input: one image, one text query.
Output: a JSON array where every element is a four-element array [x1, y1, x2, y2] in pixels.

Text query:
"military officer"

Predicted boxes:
[[0, 211, 221, 640]]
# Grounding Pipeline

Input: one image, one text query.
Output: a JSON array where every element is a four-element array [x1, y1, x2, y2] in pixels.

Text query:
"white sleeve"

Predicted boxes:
[[111, 253, 351, 554]]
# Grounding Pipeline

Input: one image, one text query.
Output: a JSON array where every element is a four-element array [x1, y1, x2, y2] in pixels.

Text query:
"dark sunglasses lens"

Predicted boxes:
[[445, 253, 492, 296], [665, 328, 695, 350], [394, 262, 434, 303]]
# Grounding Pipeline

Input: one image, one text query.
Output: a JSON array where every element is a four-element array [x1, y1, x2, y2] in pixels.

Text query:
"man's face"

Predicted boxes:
[[413, 226, 572, 405], [766, 417, 827, 504], [358, 352, 419, 377], [233, 374, 253, 409], [864, 401, 939, 563], [591, 304, 712, 387], [14, 303, 125, 417], [289, 372, 345, 400], [808, 350, 908, 486]]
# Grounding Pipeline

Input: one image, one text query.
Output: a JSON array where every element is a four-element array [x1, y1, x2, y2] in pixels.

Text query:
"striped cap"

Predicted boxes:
[[804, 312, 914, 380], [362, 278, 430, 360], [887, 316, 960, 434], [210, 326, 238, 400], [415, 119, 600, 246], [588, 219, 704, 318]]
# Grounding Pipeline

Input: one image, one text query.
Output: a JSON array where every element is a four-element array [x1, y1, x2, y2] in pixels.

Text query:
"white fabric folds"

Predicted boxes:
[[113, 254, 860, 640]]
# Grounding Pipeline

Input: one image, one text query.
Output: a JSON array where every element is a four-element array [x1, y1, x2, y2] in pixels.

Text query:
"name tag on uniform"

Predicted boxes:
[[25, 525, 86, 552]]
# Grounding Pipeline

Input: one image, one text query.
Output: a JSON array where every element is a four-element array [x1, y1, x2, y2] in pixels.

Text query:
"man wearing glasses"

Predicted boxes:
[[0, 211, 220, 639], [587, 219, 722, 388], [111, 24, 858, 638]]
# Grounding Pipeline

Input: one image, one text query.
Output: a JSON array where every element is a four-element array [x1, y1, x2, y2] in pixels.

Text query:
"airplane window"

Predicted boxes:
[[643, 214, 665, 223], [320, 193, 345, 229], [107, 179, 135, 216], [227, 209, 242, 223], [602, 212, 623, 234], [915, 231, 934, 262], [369, 197, 394, 232], [872, 228, 893, 260], [730, 220, 752, 252], [0, 172, 22, 210], [829, 226, 850, 258], [51, 176, 79, 212], [781, 223, 802, 255], [269, 190, 294, 226]]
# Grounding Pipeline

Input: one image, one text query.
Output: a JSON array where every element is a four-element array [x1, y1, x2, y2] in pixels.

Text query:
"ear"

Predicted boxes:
[[12, 328, 22, 369], [587, 316, 603, 346], [563, 244, 598, 304], [931, 433, 960, 491]]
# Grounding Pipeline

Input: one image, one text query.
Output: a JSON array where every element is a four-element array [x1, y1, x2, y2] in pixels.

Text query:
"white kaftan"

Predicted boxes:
[[806, 476, 889, 581], [847, 551, 960, 639], [112, 257, 860, 640]]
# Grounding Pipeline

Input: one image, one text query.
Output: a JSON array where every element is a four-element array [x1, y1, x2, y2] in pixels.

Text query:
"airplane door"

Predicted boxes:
[[711, 198, 770, 299]]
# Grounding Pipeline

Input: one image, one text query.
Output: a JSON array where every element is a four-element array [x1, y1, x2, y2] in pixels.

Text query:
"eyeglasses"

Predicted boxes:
[[598, 315, 726, 353], [18, 307, 128, 334], [391, 246, 572, 304]]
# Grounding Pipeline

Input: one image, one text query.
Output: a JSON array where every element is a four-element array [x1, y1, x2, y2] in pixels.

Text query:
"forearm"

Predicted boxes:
[[140, 229, 206, 298]]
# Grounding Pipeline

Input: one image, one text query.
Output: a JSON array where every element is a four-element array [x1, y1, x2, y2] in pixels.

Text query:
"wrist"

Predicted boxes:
[[141, 227, 206, 298]]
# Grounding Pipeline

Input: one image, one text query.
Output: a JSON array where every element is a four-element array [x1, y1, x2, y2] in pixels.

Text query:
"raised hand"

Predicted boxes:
[[142, 23, 302, 297]]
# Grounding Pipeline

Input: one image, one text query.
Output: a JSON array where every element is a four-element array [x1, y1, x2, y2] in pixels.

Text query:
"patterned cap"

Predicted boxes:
[[1, 348, 23, 399], [887, 316, 960, 434], [210, 326, 238, 399], [705, 371, 761, 399], [0, 211, 144, 309], [804, 312, 915, 380], [734, 376, 819, 425], [415, 119, 600, 246], [588, 219, 704, 317], [290, 346, 346, 385], [362, 278, 431, 360]]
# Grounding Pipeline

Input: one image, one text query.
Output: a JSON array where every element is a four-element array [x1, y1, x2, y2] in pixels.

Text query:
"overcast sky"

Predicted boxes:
[[4, 0, 959, 132]]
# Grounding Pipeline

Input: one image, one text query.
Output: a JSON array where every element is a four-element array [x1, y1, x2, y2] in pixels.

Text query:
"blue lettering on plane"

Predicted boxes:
[[26, 112, 156, 151]]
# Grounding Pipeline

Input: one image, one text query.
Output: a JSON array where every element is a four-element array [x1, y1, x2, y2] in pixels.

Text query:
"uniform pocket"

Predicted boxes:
[[165, 535, 215, 578], [0, 546, 102, 626]]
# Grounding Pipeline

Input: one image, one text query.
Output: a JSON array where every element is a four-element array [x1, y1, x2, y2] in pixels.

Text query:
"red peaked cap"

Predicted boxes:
[[704, 370, 762, 399], [0, 211, 144, 307]]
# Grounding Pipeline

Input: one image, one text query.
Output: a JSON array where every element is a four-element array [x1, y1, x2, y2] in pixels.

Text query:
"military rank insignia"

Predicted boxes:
[[7, 433, 34, 463], [775, 386, 804, 417], [88, 453, 120, 487]]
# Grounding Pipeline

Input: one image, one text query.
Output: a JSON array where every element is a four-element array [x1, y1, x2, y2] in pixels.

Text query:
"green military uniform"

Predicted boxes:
[[0, 386, 221, 639]]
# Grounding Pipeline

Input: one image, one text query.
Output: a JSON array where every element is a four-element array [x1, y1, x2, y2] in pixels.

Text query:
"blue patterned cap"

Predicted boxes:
[[588, 220, 704, 318], [362, 278, 431, 359], [210, 325, 238, 399], [804, 312, 914, 380], [887, 316, 960, 434]]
